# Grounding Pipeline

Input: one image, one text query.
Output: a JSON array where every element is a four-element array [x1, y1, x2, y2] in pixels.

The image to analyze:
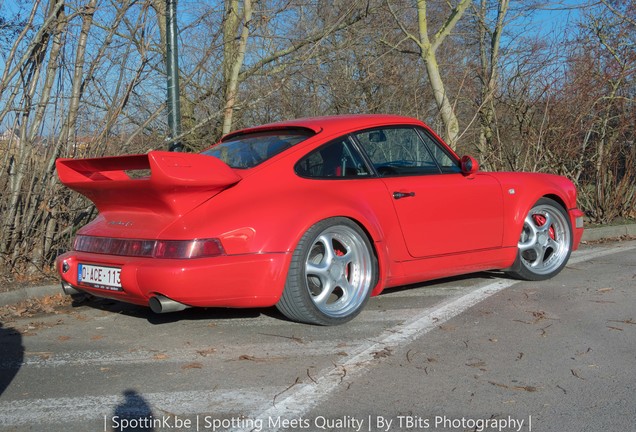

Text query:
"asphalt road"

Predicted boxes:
[[0, 240, 634, 432]]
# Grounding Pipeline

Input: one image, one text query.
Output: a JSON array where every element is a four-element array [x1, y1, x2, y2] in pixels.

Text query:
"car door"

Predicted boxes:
[[354, 126, 504, 258]]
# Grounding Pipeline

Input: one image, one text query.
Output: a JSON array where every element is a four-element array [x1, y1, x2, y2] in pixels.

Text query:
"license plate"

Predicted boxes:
[[78, 263, 122, 291]]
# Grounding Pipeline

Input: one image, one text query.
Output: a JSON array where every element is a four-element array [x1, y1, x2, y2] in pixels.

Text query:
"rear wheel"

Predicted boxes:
[[507, 197, 572, 281], [276, 218, 377, 325]]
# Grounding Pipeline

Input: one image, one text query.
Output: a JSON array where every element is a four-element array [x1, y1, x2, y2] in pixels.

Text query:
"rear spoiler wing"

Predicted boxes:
[[56, 151, 241, 215]]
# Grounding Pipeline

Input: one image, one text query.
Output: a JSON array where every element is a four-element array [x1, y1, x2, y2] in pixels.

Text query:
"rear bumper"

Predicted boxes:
[[56, 251, 291, 309]]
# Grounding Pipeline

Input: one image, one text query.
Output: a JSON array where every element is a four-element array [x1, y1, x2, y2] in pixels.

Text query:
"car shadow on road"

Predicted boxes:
[[0, 323, 23, 396], [378, 271, 500, 296], [70, 294, 278, 325], [110, 389, 155, 431], [69, 272, 507, 325]]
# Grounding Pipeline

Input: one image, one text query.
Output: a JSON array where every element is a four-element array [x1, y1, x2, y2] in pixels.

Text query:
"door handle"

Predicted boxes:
[[393, 191, 416, 200]]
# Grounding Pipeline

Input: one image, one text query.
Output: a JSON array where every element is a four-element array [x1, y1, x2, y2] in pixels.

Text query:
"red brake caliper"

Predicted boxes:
[[335, 248, 348, 278], [532, 214, 555, 239]]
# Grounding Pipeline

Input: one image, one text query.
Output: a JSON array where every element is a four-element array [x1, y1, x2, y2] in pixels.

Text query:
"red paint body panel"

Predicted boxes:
[[56, 151, 241, 216], [56, 114, 584, 311], [486, 172, 582, 249], [380, 173, 504, 258], [58, 251, 290, 307]]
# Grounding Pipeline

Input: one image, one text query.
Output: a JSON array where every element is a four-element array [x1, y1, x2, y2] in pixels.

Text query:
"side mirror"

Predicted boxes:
[[460, 155, 479, 175]]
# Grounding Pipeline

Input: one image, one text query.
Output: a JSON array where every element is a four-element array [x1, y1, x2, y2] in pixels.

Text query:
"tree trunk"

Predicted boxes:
[[421, 50, 460, 148], [411, 0, 471, 149], [476, 0, 509, 169], [58, 0, 97, 154], [221, 0, 252, 135]]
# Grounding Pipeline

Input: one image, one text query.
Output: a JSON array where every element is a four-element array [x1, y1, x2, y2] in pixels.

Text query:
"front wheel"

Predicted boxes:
[[507, 197, 573, 281], [276, 218, 377, 325]]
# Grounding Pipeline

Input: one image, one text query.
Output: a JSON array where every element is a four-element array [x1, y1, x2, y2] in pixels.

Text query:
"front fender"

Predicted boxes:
[[491, 172, 580, 247]]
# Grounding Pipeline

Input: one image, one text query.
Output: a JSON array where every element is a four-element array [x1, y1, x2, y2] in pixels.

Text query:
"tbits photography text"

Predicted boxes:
[[107, 413, 533, 431]]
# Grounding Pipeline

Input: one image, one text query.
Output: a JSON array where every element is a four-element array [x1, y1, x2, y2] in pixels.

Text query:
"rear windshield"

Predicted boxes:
[[202, 129, 313, 169]]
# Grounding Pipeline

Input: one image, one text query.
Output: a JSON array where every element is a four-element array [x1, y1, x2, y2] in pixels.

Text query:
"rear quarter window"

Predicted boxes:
[[202, 129, 313, 168], [295, 137, 372, 178]]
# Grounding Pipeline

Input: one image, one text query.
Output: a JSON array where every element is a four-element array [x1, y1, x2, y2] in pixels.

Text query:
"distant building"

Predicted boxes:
[[0, 128, 49, 158], [0, 128, 21, 156]]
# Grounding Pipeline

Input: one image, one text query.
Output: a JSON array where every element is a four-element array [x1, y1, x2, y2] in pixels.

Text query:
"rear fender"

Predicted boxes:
[[162, 177, 404, 296]]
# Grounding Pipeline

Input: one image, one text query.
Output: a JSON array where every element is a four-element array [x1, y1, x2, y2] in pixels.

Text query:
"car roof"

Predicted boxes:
[[221, 114, 426, 141]]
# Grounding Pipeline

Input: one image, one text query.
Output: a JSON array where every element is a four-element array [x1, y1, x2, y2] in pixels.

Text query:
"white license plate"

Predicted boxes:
[[78, 263, 122, 291]]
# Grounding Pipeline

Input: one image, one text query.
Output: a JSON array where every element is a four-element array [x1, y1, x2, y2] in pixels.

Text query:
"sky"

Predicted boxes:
[[0, 0, 595, 135]]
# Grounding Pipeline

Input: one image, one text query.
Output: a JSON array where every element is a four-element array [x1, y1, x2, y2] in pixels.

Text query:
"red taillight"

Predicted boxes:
[[154, 239, 224, 259], [73, 235, 224, 259]]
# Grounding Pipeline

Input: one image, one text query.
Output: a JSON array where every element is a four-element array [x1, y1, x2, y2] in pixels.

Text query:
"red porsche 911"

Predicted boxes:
[[56, 115, 584, 325]]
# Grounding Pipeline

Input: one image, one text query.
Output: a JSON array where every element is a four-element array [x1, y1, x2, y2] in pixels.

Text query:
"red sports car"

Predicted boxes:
[[56, 115, 584, 325]]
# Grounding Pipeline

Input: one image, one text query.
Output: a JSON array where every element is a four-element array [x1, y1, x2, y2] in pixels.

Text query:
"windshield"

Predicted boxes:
[[202, 129, 314, 169]]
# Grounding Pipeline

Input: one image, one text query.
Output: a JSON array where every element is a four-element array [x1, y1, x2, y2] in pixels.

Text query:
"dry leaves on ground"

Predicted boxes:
[[0, 294, 73, 323]]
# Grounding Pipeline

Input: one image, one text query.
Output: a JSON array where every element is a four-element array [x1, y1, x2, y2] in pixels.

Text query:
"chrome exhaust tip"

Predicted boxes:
[[61, 282, 83, 296], [149, 295, 189, 314]]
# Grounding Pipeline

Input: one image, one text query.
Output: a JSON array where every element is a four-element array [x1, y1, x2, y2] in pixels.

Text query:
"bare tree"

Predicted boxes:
[[473, 0, 508, 168], [387, 0, 472, 148], [0, 0, 633, 281]]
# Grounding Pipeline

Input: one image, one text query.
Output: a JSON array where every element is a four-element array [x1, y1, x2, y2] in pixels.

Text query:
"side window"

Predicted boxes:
[[417, 128, 461, 173], [295, 138, 371, 178], [354, 127, 441, 176]]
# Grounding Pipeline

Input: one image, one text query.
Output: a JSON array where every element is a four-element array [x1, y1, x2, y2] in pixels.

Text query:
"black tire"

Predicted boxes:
[[506, 197, 573, 281], [276, 217, 377, 325]]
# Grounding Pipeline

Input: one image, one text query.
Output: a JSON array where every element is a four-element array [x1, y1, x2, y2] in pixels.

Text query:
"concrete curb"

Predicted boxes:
[[581, 223, 636, 242], [1, 224, 634, 308], [1, 284, 60, 307]]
